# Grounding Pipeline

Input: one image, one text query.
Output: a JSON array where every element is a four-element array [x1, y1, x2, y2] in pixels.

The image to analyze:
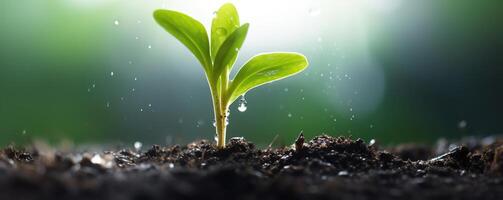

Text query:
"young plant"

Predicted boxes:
[[154, 3, 309, 148]]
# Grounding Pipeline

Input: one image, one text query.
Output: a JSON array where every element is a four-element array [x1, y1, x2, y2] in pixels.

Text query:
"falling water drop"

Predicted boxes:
[[110, 71, 114, 76], [237, 95, 247, 112], [134, 141, 142, 151]]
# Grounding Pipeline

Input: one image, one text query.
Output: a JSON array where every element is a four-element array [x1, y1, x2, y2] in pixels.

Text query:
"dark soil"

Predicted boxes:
[[1, 134, 503, 200]]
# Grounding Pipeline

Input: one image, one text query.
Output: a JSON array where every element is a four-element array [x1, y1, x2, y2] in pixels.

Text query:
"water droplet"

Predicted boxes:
[[235, 47, 239, 52], [148, 104, 152, 107], [110, 71, 114, 76], [212, 121, 216, 127], [137, 20, 142, 24], [113, 20, 120, 26], [134, 77, 138, 81], [333, 118, 337, 122], [147, 45, 152, 49], [349, 108, 353, 112], [22, 130, 27, 135], [370, 124, 374, 128], [237, 95, 247, 112], [196, 120, 204, 127], [458, 120, 467, 129], [106, 102, 110, 108], [369, 139, 376, 146], [131, 88, 135, 92], [284, 88, 289, 92], [140, 108, 143, 112], [135, 36, 140, 40], [134, 141, 142, 151], [216, 28, 227, 35], [288, 113, 292, 118], [128, 61, 133, 65], [214, 134, 218, 142]]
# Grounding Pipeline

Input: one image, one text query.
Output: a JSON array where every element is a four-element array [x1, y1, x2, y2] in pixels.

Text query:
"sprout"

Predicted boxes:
[[153, 3, 309, 148]]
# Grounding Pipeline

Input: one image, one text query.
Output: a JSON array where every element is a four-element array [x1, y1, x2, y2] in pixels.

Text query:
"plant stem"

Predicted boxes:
[[211, 77, 228, 148]]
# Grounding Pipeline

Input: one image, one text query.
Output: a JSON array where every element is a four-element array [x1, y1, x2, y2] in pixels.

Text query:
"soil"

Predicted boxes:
[[1, 134, 503, 200]]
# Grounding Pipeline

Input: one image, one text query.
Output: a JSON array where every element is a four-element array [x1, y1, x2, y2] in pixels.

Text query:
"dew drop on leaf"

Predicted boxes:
[[216, 27, 227, 35]]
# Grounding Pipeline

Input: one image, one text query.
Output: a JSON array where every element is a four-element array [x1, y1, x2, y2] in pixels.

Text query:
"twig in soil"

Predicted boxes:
[[294, 131, 305, 151], [268, 134, 280, 148]]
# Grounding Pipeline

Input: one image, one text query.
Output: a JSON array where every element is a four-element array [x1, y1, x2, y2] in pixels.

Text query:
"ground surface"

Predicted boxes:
[[1, 134, 503, 200]]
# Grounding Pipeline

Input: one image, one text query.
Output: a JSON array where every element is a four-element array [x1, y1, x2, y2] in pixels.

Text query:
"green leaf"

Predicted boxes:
[[227, 53, 309, 103], [211, 3, 240, 60], [154, 9, 212, 72], [212, 23, 249, 82]]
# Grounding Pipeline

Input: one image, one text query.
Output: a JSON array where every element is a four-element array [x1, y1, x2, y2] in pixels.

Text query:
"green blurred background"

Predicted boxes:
[[0, 0, 502, 146]]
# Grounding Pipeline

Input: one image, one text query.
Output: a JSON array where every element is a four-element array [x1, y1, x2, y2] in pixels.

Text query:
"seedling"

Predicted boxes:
[[154, 3, 309, 148]]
